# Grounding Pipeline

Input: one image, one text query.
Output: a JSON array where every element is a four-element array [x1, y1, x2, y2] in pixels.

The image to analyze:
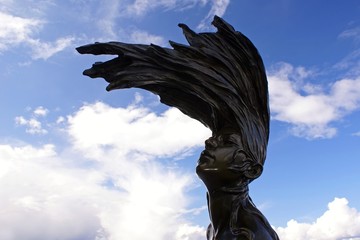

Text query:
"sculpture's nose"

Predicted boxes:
[[205, 137, 218, 149]]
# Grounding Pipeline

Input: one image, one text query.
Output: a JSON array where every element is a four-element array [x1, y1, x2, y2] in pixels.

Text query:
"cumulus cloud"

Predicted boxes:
[[15, 106, 49, 135], [0, 144, 105, 240], [175, 224, 206, 240], [67, 101, 210, 159], [2, 100, 211, 240], [4, 99, 360, 240], [276, 198, 360, 240], [268, 62, 360, 139], [15, 116, 48, 135], [33, 106, 49, 117]]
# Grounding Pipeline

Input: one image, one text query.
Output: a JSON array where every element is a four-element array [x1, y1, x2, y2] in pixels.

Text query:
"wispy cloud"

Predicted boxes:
[[125, 0, 208, 17], [268, 62, 360, 139], [197, 0, 230, 30], [0, 8, 75, 60], [1, 0, 230, 59], [27, 36, 75, 60], [334, 49, 360, 78], [335, 25, 360, 78], [89, 0, 208, 39], [352, 131, 360, 137], [0, 12, 42, 51], [275, 198, 360, 240], [94, 0, 121, 38], [117, 0, 224, 45], [339, 26, 360, 43], [129, 30, 166, 45]]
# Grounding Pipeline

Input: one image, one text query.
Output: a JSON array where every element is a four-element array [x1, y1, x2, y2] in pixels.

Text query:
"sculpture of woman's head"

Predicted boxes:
[[196, 126, 263, 192]]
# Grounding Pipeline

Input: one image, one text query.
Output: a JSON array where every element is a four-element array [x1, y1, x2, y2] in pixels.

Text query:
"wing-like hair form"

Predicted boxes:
[[77, 16, 269, 165]]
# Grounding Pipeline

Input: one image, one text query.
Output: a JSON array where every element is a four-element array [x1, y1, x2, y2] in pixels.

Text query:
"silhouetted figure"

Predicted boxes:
[[77, 16, 279, 240]]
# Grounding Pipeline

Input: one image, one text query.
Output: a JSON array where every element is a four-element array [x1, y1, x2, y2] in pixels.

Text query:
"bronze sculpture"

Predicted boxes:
[[77, 16, 279, 240]]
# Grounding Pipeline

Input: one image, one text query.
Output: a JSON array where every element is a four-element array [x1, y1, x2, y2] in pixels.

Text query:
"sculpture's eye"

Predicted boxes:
[[222, 135, 238, 146]]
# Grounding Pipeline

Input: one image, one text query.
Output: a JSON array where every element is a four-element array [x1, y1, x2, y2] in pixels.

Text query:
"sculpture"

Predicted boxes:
[[77, 16, 279, 240]]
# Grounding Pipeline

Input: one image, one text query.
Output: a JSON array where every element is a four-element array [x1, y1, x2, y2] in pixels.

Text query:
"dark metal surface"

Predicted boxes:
[[77, 16, 279, 240]]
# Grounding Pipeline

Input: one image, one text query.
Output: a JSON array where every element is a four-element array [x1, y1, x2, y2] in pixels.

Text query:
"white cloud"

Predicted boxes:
[[0, 144, 55, 163], [353, 131, 360, 136], [56, 116, 65, 124], [0, 11, 42, 51], [125, 0, 161, 17], [130, 30, 166, 45], [0, 10, 75, 59], [125, 0, 207, 17], [268, 62, 360, 139], [0, 0, 56, 17], [2, 100, 211, 240], [33, 106, 49, 117], [14, 106, 50, 134], [94, 0, 121, 38], [15, 116, 48, 135], [175, 224, 206, 240], [0, 144, 104, 240], [275, 198, 360, 240], [27, 36, 75, 60], [197, 0, 230, 30], [334, 49, 360, 77], [72, 0, 227, 49], [336, 25, 360, 77], [339, 26, 360, 43], [67, 101, 210, 159], [121, 0, 229, 31], [4, 100, 360, 240]]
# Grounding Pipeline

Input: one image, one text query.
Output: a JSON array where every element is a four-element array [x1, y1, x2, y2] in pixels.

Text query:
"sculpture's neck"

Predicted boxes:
[[207, 183, 250, 237]]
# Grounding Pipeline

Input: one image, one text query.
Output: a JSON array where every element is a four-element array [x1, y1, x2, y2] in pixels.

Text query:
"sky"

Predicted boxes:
[[0, 0, 360, 239]]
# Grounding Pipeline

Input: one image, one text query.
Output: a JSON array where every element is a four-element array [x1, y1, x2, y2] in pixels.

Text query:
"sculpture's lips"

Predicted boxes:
[[198, 150, 214, 164]]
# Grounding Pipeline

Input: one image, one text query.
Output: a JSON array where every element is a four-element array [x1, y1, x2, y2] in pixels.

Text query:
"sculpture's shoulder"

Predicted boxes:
[[234, 213, 279, 240], [206, 222, 278, 240]]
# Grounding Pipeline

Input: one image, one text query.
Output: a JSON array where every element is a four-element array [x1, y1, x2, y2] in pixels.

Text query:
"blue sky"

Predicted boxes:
[[1, 0, 360, 239]]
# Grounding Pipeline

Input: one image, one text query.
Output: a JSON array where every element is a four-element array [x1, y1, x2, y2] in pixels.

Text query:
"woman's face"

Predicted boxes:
[[196, 128, 249, 189]]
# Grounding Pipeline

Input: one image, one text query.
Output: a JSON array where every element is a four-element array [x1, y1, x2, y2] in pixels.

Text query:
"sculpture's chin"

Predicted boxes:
[[196, 164, 216, 186], [196, 163, 219, 175], [196, 164, 231, 191]]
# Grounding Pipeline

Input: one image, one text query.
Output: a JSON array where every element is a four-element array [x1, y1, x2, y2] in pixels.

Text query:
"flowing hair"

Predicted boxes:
[[77, 15, 270, 166]]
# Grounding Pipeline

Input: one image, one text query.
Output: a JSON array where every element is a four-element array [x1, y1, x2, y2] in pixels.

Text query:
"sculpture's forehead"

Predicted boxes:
[[214, 125, 241, 136]]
